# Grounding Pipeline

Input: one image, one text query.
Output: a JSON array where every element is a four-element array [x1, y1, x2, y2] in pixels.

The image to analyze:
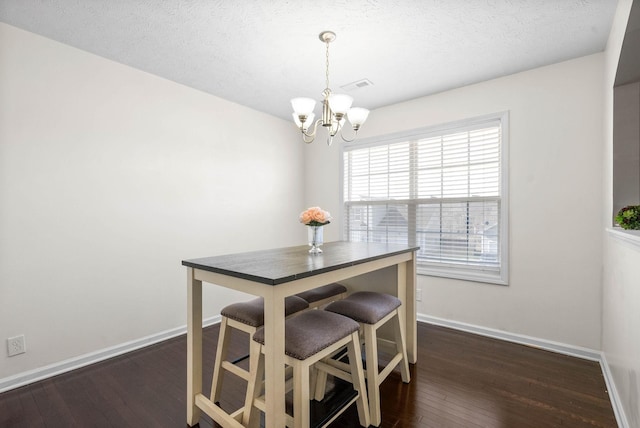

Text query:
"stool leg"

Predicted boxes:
[[393, 312, 410, 383], [210, 317, 232, 402], [347, 331, 370, 428], [364, 323, 382, 426], [309, 365, 318, 398], [313, 364, 328, 401], [242, 341, 264, 428], [293, 361, 311, 428]]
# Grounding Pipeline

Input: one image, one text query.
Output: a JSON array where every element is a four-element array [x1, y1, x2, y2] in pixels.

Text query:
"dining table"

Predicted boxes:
[[182, 241, 419, 428]]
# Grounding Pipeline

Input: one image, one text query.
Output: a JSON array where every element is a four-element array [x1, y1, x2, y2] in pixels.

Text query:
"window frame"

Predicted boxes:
[[340, 111, 509, 285]]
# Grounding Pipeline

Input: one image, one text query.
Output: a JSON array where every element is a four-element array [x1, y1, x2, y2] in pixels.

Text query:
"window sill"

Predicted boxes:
[[607, 227, 640, 249], [417, 266, 508, 286]]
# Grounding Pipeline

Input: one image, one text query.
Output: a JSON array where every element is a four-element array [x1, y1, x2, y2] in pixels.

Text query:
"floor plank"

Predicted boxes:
[[0, 323, 617, 427]]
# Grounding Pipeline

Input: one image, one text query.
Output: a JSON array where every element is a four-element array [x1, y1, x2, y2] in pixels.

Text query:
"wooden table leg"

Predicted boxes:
[[404, 252, 418, 364], [397, 259, 418, 364], [187, 268, 203, 426]]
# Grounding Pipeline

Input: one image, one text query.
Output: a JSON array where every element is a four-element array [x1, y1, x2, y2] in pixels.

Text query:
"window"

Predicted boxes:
[[342, 112, 508, 284]]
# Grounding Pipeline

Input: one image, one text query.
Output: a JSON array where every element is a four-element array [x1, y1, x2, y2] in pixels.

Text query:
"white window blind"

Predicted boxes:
[[342, 113, 508, 284]]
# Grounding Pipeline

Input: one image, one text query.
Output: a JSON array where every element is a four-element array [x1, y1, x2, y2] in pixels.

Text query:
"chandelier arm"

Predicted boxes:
[[303, 134, 315, 144], [333, 117, 346, 137], [301, 119, 322, 144], [339, 128, 359, 143]]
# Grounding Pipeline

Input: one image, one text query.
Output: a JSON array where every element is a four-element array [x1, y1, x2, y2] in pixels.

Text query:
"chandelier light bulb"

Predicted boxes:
[[328, 94, 354, 115], [305, 113, 316, 130], [293, 112, 316, 131], [291, 97, 316, 116], [347, 107, 370, 128]]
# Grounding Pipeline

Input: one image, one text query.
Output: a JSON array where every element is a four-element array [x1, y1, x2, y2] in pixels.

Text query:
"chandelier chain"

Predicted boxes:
[[325, 40, 330, 94]]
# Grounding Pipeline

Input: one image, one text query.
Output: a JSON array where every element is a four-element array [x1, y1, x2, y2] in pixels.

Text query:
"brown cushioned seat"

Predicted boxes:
[[295, 282, 347, 304], [321, 290, 409, 426], [221, 296, 309, 327], [244, 307, 371, 427], [253, 310, 359, 360], [325, 291, 401, 324], [211, 296, 309, 416]]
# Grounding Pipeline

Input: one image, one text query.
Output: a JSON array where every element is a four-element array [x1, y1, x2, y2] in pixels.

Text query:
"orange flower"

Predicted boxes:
[[299, 206, 332, 226]]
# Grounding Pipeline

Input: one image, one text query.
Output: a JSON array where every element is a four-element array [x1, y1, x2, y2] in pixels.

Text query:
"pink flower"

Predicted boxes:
[[299, 206, 332, 226]]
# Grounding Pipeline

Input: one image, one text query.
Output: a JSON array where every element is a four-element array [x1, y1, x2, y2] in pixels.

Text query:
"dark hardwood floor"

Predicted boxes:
[[0, 323, 617, 427]]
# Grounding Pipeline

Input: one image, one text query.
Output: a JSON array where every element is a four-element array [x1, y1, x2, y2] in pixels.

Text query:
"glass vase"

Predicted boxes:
[[307, 225, 324, 254]]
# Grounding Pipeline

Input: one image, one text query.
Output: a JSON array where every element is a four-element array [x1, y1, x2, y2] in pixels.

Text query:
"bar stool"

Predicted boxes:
[[243, 310, 370, 428], [323, 291, 410, 427], [210, 296, 309, 412], [295, 283, 347, 309]]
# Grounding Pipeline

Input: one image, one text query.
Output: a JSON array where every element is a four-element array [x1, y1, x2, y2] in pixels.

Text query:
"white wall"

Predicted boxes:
[[0, 23, 305, 379], [602, 0, 640, 426], [603, 235, 640, 427], [306, 53, 605, 350]]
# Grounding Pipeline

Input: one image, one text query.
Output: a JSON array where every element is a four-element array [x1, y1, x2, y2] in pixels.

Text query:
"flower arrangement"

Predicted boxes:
[[299, 206, 332, 227], [615, 205, 640, 230]]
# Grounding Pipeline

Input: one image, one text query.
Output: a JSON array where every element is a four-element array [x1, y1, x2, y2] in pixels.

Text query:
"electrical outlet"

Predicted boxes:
[[7, 335, 26, 357], [416, 288, 422, 302]]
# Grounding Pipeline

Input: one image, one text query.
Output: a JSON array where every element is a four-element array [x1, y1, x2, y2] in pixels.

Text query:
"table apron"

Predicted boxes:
[[192, 251, 413, 297]]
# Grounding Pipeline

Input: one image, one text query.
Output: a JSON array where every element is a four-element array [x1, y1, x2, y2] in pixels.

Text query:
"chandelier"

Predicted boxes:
[[291, 31, 370, 146]]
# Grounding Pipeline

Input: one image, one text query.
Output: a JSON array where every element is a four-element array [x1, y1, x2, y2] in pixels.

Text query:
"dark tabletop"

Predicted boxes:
[[182, 241, 419, 285]]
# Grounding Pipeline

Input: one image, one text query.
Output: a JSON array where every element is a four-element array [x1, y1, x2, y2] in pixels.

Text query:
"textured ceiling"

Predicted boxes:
[[0, 0, 618, 121]]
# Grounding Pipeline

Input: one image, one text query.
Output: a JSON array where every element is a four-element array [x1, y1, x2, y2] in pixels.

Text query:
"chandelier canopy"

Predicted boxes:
[[291, 31, 369, 146]]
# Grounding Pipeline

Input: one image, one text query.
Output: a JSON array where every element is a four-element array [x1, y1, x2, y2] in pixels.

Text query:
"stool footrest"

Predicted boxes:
[[195, 394, 244, 428], [311, 378, 359, 428], [377, 337, 398, 349], [315, 360, 353, 384], [220, 360, 250, 381], [378, 352, 403, 384]]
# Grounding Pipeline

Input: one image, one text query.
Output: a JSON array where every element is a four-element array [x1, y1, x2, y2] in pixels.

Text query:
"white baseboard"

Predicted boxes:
[[600, 352, 630, 428], [418, 314, 628, 428], [0, 315, 221, 394], [418, 314, 601, 360]]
